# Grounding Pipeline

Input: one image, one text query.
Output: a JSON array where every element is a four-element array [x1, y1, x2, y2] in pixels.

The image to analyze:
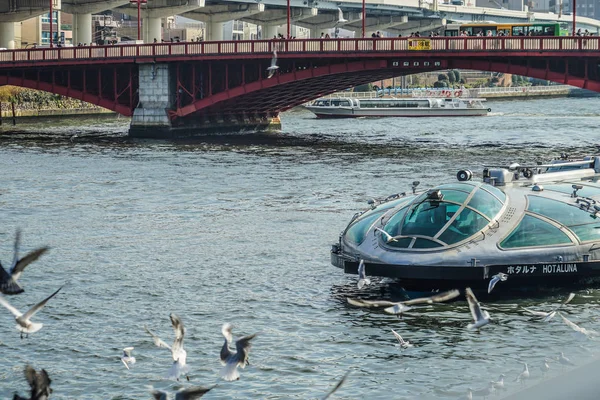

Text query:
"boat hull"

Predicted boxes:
[[305, 106, 489, 118], [331, 251, 600, 293]]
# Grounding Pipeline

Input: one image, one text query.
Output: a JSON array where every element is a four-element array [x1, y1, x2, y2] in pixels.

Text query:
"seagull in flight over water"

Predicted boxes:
[[0, 286, 62, 338], [347, 289, 460, 316], [150, 385, 215, 400], [336, 8, 348, 24], [465, 287, 491, 330], [0, 229, 49, 295], [487, 272, 508, 294], [559, 312, 599, 337], [391, 329, 414, 348], [121, 347, 136, 369], [144, 314, 190, 381], [13, 365, 53, 400], [220, 323, 257, 381], [322, 371, 350, 399], [357, 259, 370, 290], [522, 292, 575, 322], [266, 49, 279, 79]]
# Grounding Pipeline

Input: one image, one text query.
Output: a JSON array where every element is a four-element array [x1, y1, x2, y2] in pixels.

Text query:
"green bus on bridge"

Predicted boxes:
[[444, 22, 569, 37]]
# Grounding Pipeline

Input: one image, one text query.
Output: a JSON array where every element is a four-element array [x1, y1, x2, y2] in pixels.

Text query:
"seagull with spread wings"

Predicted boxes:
[[150, 385, 215, 400], [12, 365, 52, 400], [266, 50, 279, 79], [357, 259, 370, 290], [220, 323, 257, 381], [121, 347, 136, 370], [145, 314, 190, 381], [522, 292, 575, 322], [487, 272, 508, 294], [0, 286, 62, 338], [465, 287, 490, 330], [347, 289, 460, 316], [0, 230, 49, 295], [374, 227, 398, 243]]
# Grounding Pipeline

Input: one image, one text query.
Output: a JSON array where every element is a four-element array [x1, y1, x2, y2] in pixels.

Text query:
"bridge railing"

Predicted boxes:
[[0, 37, 598, 64]]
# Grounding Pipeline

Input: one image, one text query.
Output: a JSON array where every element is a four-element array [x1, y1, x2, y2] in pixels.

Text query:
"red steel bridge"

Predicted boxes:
[[0, 37, 598, 137]]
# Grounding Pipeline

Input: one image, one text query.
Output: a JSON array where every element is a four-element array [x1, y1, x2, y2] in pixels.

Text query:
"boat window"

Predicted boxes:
[[542, 183, 600, 197], [467, 188, 504, 219], [481, 184, 506, 203], [360, 196, 415, 222], [527, 196, 597, 226], [340, 100, 351, 107], [345, 210, 386, 245], [500, 215, 573, 248], [439, 189, 470, 204], [438, 182, 478, 191], [569, 223, 600, 242], [412, 238, 444, 249], [401, 199, 451, 238], [437, 208, 489, 245], [383, 206, 409, 236], [386, 237, 413, 248]]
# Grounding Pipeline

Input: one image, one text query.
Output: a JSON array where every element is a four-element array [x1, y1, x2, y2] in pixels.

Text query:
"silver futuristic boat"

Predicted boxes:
[[331, 155, 600, 294]]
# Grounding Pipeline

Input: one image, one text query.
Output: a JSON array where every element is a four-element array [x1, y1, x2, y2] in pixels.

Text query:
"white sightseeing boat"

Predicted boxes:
[[305, 96, 490, 118]]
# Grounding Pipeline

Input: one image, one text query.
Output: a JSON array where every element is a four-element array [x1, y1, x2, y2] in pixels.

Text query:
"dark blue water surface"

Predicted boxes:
[[1, 96, 600, 399]]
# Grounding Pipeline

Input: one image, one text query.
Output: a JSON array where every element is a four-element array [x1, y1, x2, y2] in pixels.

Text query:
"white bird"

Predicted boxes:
[[391, 329, 414, 348], [540, 358, 550, 377], [150, 385, 214, 400], [491, 374, 505, 390], [347, 289, 460, 316], [220, 323, 257, 381], [515, 363, 529, 384], [521, 293, 575, 322], [266, 50, 279, 79], [487, 272, 508, 294], [463, 388, 473, 400], [144, 314, 189, 381], [559, 312, 599, 337], [121, 347, 136, 370], [336, 7, 348, 24], [0, 230, 49, 295], [375, 227, 398, 243], [558, 352, 575, 367], [465, 287, 491, 330], [0, 286, 62, 338], [13, 365, 52, 400], [357, 259, 371, 290], [322, 371, 350, 400]]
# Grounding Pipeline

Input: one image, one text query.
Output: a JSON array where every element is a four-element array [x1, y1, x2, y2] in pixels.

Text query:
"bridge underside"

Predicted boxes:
[[0, 52, 599, 138]]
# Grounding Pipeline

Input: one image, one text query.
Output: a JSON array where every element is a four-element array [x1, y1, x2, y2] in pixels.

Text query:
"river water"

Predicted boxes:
[[1, 97, 600, 399]]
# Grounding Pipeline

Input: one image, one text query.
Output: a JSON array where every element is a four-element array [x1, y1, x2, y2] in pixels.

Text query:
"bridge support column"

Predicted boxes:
[[0, 22, 16, 49], [130, 63, 175, 137], [207, 22, 224, 41], [73, 13, 92, 45], [144, 17, 162, 43]]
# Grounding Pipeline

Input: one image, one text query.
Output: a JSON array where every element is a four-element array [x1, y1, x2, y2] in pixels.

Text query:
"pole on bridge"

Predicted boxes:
[[287, 0, 291, 39], [362, 0, 366, 37], [572, 0, 576, 35], [49, 0, 53, 47]]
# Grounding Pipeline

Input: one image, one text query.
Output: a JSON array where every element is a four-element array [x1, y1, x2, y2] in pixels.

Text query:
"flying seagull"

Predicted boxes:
[[347, 289, 460, 316], [144, 314, 190, 381], [336, 8, 348, 24], [121, 346, 136, 370], [374, 227, 398, 243], [0, 286, 62, 338], [220, 323, 257, 381], [487, 272, 508, 294], [322, 371, 350, 400], [357, 259, 370, 290], [0, 230, 49, 295], [12, 365, 52, 400], [559, 312, 598, 337], [465, 287, 491, 330], [391, 329, 413, 348], [266, 50, 279, 79], [150, 385, 215, 400], [522, 292, 575, 322]]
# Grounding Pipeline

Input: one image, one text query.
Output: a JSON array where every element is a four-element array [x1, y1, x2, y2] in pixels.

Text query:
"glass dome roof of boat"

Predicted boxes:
[[381, 182, 505, 248]]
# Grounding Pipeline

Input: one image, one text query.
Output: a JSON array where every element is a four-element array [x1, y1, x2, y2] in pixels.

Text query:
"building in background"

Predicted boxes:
[[21, 11, 73, 47]]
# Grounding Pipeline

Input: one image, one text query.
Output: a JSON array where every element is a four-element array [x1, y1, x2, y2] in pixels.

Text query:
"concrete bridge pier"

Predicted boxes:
[[207, 22, 224, 41], [0, 22, 16, 49], [129, 63, 281, 139]]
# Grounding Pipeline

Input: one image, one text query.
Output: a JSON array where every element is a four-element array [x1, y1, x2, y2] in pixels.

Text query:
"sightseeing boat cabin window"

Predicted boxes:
[[500, 215, 573, 248]]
